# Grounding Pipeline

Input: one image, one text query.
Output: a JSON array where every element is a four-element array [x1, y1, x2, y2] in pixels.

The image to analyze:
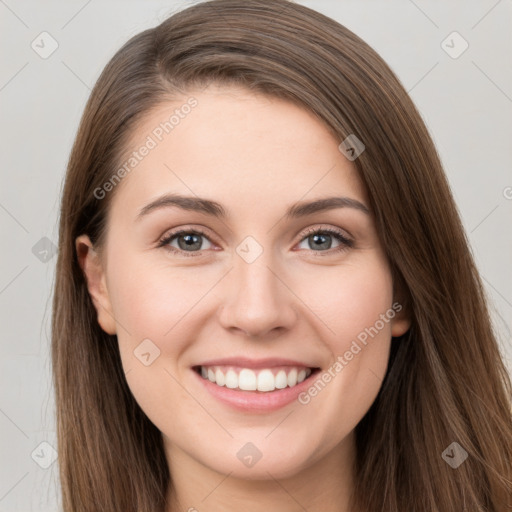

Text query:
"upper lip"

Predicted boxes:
[[194, 357, 318, 369]]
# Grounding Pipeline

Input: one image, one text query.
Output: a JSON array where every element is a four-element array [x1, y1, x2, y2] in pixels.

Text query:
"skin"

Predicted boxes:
[[77, 84, 410, 512]]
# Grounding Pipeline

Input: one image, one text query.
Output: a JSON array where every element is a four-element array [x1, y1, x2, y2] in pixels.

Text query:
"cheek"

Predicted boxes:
[[330, 257, 394, 380], [294, 256, 394, 432], [105, 251, 227, 419], [302, 255, 394, 349], [107, 252, 214, 344], [106, 255, 211, 431]]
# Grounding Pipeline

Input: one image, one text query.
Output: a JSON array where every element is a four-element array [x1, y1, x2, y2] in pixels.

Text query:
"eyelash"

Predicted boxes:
[[157, 226, 354, 258]]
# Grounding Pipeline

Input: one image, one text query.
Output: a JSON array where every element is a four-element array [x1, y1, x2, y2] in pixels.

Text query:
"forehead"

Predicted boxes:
[[110, 84, 368, 216]]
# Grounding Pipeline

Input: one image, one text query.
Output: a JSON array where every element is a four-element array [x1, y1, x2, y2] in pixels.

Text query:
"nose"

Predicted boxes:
[[218, 252, 298, 339]]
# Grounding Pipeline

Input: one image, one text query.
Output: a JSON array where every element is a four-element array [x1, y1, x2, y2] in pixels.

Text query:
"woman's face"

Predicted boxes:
[[78, 84, 410, 481]]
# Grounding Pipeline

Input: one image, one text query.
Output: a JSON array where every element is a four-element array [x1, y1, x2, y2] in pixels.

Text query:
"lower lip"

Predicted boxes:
[[192, 368, 319, 412]]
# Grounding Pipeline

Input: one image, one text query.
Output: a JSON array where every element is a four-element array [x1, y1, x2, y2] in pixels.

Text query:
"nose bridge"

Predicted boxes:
[[218, 243, 297, 337]]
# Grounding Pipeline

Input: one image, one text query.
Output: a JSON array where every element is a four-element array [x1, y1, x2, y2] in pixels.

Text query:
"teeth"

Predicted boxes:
[[225, 369, 238, 389], [257, 369, 274, 392], [275, 370, 288, 389], [197, 365, 313, 392], [215, 368, 225, 386], [287, 368, 297, 387], [239, 369, 257, 391]]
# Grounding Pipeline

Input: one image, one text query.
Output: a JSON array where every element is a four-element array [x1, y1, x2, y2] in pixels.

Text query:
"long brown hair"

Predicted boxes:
[[51, 1, 512, 510]]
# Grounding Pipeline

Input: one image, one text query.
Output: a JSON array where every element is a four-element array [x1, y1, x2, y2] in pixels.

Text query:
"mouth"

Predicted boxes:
[[192, 364, 321, 393]]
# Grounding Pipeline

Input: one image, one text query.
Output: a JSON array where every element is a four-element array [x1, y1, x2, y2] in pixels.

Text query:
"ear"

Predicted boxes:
[[390, 301, 411, 337], [389, 271, 412, 337], [75, 234, 117, 335]]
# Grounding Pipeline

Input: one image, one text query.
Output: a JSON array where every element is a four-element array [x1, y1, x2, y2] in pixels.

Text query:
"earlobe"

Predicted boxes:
[[391, 315, 411, 338], [75, 235, 117, 335], [390, 277, 412, 338], [390, 302, 411, 338]]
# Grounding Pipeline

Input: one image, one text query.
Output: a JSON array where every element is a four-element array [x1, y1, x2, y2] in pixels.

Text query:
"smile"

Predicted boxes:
[[194, 365, 315, 392]]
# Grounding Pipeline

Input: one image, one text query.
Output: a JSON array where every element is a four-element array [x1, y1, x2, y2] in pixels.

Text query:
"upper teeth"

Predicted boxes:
[[199, 366, 312, 392]]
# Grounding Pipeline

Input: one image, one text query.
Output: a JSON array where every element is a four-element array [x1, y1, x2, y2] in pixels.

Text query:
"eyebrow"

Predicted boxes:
[[136, 193, 370, 221]]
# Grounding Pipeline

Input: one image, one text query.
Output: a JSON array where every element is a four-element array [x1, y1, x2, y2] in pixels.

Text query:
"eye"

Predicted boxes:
[[158, 225, 354, 258], [296, 226, 353, 254], [158, 228, 214, 257]]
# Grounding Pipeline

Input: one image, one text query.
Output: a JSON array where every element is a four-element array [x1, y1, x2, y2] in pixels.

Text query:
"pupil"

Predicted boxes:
[[179, 234, 201, 250], [311, 234, 331, 250]]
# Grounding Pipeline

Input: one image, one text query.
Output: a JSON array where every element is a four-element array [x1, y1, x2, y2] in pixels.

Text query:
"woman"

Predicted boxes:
[[51, 0, 512, 510]]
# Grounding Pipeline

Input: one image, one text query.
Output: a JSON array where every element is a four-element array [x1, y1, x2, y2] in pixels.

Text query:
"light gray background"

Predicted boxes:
[[1, 0, 511, 510]]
